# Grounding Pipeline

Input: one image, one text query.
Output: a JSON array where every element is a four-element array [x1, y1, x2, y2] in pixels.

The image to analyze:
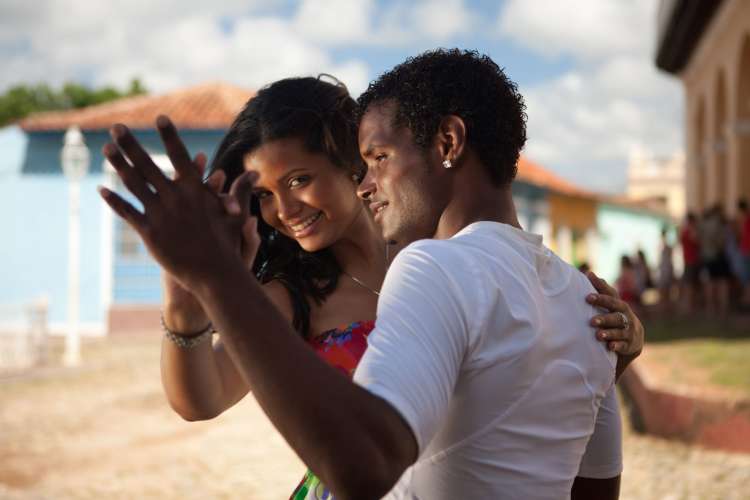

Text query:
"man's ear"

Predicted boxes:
[[436, 115, 467, 167]]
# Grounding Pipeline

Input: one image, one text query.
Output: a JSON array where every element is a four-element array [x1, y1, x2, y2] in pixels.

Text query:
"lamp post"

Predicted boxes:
[[61, 125, 90, 367]]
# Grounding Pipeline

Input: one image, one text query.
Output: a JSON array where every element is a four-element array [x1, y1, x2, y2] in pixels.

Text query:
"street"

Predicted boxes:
[[1, 334, 748, 500]]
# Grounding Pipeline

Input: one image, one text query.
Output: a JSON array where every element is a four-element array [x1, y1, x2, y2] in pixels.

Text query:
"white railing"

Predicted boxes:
[[0, 297, 49, 374]]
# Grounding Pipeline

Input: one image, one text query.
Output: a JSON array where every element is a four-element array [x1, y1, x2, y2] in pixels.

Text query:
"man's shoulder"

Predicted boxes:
[[397, 237, 473, 266], [385, 238, 490, 307], [401, 223, 516, 258]]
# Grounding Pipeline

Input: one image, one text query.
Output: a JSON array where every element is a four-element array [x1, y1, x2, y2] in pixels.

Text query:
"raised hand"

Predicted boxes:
[[161, 152, 211, 331], [162, 154, 260, 332], [98, 116, 257, 295]]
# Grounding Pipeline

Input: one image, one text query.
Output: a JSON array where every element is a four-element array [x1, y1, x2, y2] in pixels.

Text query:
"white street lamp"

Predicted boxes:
[[61, 125, 90, 367]]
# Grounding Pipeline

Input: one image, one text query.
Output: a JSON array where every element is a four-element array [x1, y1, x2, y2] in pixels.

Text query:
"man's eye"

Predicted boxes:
[[255, 190, 271, 200], [375, 154, 387, 163], [289, 176, 310, 188]]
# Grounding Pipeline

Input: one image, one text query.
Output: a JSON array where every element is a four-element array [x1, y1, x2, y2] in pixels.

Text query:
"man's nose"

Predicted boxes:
[[357, 169, 377, 201]]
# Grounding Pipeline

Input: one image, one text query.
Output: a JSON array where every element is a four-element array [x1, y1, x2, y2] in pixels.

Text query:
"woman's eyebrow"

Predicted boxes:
[[277, 167, 309, 183]]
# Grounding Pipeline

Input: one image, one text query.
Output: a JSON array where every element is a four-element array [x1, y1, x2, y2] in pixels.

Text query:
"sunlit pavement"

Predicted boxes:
[[1, 334, 748, 500]]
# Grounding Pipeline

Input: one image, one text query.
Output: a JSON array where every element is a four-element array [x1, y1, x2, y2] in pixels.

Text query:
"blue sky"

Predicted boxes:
[[0, 0, 682, 193]]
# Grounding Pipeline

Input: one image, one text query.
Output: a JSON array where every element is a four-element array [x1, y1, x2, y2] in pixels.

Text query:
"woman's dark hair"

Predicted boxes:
[[209, 76, 364, 338], [357, 48, 527, 186]]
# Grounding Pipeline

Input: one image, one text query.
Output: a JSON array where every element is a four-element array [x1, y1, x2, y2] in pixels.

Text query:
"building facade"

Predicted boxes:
[[657, 0, 750, 215], [627, 148, 686, 219]]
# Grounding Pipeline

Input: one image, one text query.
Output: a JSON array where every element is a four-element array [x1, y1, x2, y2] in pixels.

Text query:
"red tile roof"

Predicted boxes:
[[516, 157, 671, 218], [516, 156, 596, 198], [19, 82, 255, 131]]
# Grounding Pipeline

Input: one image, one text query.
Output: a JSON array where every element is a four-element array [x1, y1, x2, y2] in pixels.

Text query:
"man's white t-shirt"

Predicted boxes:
[[353, 221, 622, 499]]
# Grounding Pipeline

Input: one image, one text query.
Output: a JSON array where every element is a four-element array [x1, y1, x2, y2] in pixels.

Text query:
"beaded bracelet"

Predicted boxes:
[[160, 313, 215, 349]]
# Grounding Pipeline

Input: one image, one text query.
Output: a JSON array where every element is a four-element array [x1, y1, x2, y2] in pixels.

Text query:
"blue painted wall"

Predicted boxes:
[[0, 172, 106, 325], [23, 129, 227, 174], [0, 126, 27, 175], [112, 213, 163, 304], [2, 127, 229, 331]]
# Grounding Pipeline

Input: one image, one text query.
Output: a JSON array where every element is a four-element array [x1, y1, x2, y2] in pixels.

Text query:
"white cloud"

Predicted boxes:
[[498, 0, 652, 61], [292, 0, 477, 47], [0, 0, 371, 96], [0, 0, 484, 98], [294, 0, 374, 44], [521, 61, 683, 192], [0, 0, 489, 100], [410, 0, 476, 40], [320, 60, 370, 97], [499, 0, 683, 193]]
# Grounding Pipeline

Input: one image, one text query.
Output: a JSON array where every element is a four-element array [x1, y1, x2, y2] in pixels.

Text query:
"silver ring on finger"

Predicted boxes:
[[617, 311, 629, 330]]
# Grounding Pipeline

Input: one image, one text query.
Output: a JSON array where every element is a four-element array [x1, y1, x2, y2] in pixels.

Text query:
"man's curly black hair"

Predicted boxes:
[[357, 48, 527, 186]]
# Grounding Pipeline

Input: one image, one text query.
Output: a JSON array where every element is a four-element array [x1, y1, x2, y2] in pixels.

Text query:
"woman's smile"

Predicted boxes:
[[288, 211, 323, 237]]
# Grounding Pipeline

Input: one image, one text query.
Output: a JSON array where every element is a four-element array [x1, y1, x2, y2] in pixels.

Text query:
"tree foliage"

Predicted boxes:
[[0, 79, 147, 127]]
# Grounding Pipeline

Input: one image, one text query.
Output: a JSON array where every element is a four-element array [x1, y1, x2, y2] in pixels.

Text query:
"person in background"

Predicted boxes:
[[726, 199, 747, 310], [699, 205, 731, 316], [657, 228, 675, 311], [679, 212, 701, 313], [737, 199, 750, 308], [617, 255, 639, 308], [633, 249, 653, 300]]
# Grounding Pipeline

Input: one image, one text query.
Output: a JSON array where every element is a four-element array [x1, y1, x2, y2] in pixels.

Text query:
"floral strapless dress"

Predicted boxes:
[[289, 320, 375, 500]]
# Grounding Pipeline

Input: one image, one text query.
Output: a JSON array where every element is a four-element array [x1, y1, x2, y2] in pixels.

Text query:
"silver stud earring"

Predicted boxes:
[[442, 159, 453, 169]]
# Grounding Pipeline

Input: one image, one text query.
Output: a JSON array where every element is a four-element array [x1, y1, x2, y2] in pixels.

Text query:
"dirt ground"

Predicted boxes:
[[1, 334, 749, 500], [636, 340, 750, 402]]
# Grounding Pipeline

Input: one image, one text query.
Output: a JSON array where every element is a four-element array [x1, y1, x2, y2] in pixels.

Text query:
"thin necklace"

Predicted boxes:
[[343, 271, 380, 296]]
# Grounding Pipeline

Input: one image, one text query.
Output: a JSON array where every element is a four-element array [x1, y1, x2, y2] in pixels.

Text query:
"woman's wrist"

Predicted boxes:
[[161, 313, 214, 349], [162, 301, 211, 335]]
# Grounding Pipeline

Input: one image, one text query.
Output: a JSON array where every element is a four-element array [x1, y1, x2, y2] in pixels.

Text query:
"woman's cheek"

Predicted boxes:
[[259, 204, 280, 231]]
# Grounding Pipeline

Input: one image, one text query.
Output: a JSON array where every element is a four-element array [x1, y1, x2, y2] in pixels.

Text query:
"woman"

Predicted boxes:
[[158, 76, 641, 498], [700, 205, 731, 315], [617, 255, 639, 307], [657, 229, 675, 310]]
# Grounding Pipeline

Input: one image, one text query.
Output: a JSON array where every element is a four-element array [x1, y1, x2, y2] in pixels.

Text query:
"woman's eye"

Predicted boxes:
[[255, 190, 271, 200], [375, 154, 387, 163], [289, 176, 310, 188]]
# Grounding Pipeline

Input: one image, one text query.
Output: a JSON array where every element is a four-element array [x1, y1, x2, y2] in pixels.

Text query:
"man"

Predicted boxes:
[[99, 49, 642, 499], [680, 211, 701, 312], [352, 49, 628, 499]]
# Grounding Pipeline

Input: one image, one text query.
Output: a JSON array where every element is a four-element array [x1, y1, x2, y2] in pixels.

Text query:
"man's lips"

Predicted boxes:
[[370, 201, 388, 218]]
